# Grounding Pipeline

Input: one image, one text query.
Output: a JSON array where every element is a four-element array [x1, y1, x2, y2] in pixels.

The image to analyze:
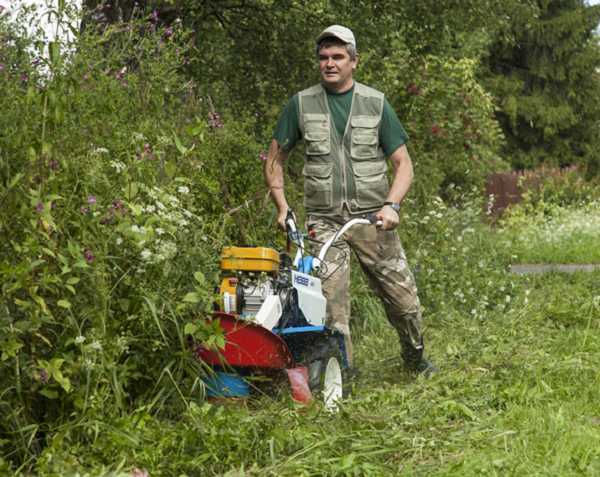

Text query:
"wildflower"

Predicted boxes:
[[31, 57, 41, 66], [80, 206, 90, 214], [131, 468, 149, 477], [38, 369, 49, 384], [116, 237, 123, 245], [0, 64, 5, 72], [89, 341, 102, 351], [155, 227, 165, 235], [20, 73, 28, 83], [259, 151, 268, 162], [140, 249, 152, 260], [406, 83, 421, 95], [35, 202, 44, 213], [84, 249, 95, 263], [163, 26, 173, 39], [150, 9, 158, 22], [115, 66, 127, 81], [131, 225, 141, 233], [87, 195, 97, 205], [177, 185, 190, 194], [93, 147, 109, 154], [431, 124, 442, 136], [75, 335, 86, 344], [145, 204, 156, 213], [208, 111, 223, 129]]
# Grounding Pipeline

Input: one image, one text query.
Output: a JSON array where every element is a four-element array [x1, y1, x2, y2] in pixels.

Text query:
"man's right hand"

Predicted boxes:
[[277, 208, 289, 231]]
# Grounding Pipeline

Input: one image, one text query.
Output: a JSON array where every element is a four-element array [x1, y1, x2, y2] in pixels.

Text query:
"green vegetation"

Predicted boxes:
[[0, 1, 599, 475]]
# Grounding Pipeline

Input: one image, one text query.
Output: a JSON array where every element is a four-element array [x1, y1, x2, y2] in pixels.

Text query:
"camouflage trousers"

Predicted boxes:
[[306, 211, 423, 365]]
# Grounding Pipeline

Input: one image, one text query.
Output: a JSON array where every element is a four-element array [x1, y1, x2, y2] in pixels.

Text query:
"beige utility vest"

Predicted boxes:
[[298, 82, 389, 216]]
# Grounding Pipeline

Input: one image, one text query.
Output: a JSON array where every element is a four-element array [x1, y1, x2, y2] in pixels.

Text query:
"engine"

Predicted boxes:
[[217, 246, 326, 330]]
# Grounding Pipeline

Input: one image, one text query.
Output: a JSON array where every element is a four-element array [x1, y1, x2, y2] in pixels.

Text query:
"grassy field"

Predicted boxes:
[[27, 200, 600, 477]]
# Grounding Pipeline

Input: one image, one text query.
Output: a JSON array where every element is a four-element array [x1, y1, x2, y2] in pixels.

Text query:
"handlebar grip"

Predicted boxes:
[[366, 213, 383, 227]]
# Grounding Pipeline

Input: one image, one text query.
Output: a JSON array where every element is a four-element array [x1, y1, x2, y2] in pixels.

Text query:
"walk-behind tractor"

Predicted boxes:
[[196, 211, 380, 409]]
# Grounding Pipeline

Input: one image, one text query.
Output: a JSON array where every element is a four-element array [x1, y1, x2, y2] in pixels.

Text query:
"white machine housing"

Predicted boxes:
[[291, 270, 326, 326]]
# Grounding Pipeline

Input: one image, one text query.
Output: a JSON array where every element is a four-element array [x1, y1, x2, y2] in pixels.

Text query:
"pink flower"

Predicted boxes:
[[0, 64, 5, 72], [35, 202, 44, 213], [80, 206, 90, 214], [406, 83, 421, 96], [20, 73, 28, 83], [259, 151, 268, 162], [87, 195, 97, 205], [84, 249, 95, 263], [208, 111, 223, 129], [131, 469, 149, 477]]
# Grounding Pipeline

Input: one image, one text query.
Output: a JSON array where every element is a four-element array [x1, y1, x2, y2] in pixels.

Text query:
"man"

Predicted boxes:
[[264, 25, 435, 375]]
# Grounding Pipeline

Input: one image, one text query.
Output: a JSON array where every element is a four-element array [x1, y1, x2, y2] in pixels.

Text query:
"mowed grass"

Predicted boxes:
[[54, 272, 599, 476]]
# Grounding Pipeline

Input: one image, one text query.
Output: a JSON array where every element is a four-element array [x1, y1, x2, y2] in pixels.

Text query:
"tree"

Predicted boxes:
[[484, 0, 600, 175]]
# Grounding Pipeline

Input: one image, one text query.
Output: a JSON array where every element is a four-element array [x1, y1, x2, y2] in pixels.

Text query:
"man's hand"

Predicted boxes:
[[277, 208, 288, 231], [375, 205, 400, 230]]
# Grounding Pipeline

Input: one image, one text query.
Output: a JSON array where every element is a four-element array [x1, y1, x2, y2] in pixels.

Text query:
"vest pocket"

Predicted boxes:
[[352, 160, 389, 208], [303, 114, 331, 156], [350, 115, 379, 160], [303, 162, 333, 210]]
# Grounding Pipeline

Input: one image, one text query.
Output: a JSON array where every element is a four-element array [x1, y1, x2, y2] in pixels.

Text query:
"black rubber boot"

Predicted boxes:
[[401, 341, 438, 377]]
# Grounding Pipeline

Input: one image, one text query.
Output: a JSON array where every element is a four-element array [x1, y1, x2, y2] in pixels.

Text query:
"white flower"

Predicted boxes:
[[75, 335, 86, 344], [90, 341, 102, 351], [93, 147, 109, 154], [116, 237, 123, 245], [109, 160, 126, 173], [177, 185, 190, 194], [182, 209, 193, 218], [145, 204, 156, 213], [156, 201, 166, 211], [141, 249, 152, 260], [156, 227, 165, 235]]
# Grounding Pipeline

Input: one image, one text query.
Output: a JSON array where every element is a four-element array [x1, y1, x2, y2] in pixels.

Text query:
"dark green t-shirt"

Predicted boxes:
[[273, 84, 408, 156]]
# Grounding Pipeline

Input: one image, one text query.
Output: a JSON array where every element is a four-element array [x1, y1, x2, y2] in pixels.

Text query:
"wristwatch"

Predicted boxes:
[[383, 201, 401, 213]]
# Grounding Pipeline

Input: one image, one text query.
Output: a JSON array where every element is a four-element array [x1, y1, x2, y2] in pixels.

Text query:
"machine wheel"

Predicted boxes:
[[306, 337, 344, 410]]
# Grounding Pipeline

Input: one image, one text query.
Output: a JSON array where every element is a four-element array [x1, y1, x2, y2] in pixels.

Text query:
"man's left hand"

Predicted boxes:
[[375, 205, 399, 230]]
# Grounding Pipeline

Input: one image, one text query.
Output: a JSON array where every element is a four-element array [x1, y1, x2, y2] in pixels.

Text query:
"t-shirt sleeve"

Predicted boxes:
[[379, 97, 409, 156], [273, 94, 302, 152]]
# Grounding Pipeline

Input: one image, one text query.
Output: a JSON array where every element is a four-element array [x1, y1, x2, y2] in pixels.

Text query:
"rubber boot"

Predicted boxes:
[[401, 340, 438, 377]]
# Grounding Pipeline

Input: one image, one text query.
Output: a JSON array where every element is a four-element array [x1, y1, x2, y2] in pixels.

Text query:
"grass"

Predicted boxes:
[[498, 200, 600, 264], [30, 204, 600, 476]]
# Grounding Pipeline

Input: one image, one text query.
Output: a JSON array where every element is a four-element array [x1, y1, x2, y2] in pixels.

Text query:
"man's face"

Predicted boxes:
[[318, 44, 356, 93]]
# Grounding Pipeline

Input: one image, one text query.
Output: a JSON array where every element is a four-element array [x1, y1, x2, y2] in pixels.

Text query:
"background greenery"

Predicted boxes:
[[1, 0, 599, 475]]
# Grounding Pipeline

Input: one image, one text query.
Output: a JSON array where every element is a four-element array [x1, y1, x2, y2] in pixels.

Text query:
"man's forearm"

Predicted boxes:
[[386, 145, 414, 204], [264, 139, 289, 212]]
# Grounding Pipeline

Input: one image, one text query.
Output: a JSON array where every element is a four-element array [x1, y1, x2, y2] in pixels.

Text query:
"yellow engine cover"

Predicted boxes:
[[220, 246, 280, 273]]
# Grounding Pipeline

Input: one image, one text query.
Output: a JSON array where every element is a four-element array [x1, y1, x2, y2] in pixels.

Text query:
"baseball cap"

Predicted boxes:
[[316, 25, 356, 49]]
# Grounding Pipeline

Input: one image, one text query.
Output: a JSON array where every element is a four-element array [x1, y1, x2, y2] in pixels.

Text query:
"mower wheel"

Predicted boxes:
[[306, 337, 344, 410]]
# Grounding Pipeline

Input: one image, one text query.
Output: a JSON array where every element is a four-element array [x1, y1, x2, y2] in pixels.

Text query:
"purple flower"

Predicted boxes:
[[31, 57, 41, 66], [84, 249, 95, 263], [0, 64, 5, 72], [87, 195, 97, 205], [35, 202, 44, 213], [39, 369, 49, 384], [259, 151, 268, 162], [20, 73, 28, 83], [208, 111, 223, 129], [163, 26, 173, 39], [150, 9, 158, 22]]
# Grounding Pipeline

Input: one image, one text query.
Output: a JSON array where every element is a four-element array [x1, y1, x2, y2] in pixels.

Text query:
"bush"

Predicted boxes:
[[0, 6, 276, 471]]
